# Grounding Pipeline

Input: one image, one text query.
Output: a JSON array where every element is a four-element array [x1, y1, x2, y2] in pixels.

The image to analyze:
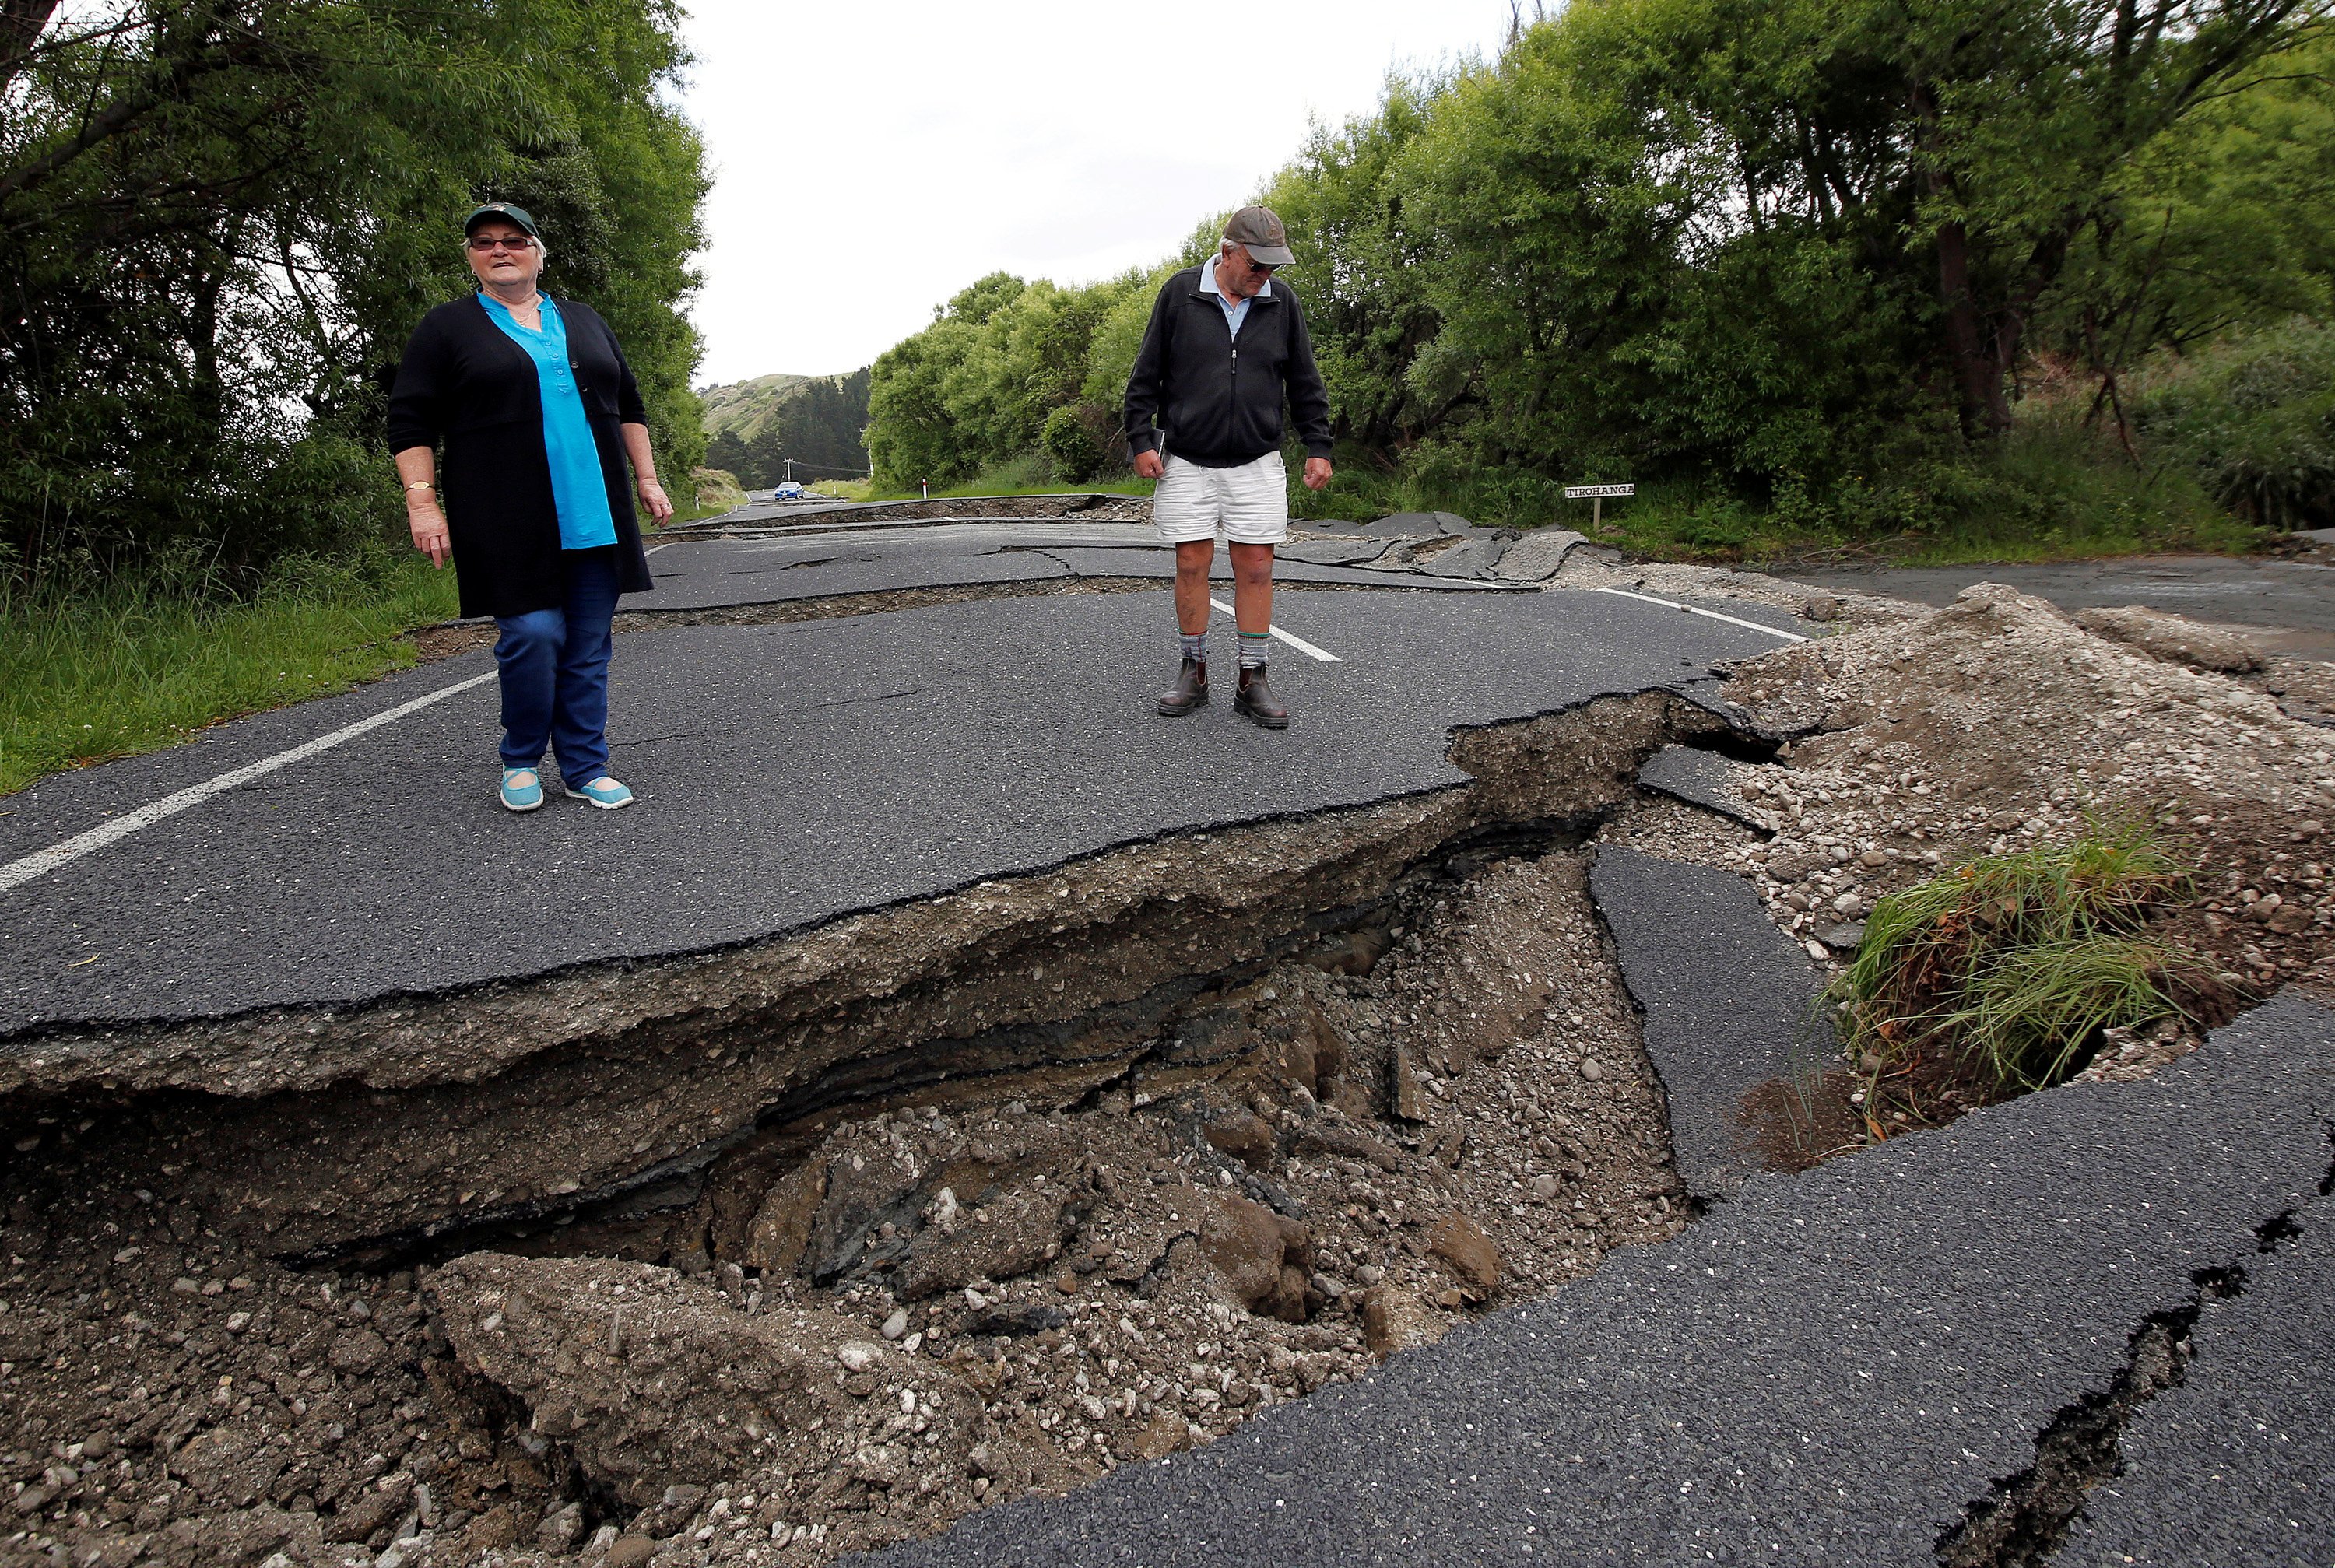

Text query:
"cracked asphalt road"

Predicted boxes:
[[866, 992, 2335, 1568], [0, 585, 1772, 1034], [2059, 1201, 2335, 1567], [10, 507, 2329, 1566], [625, 524, 1521, 613]]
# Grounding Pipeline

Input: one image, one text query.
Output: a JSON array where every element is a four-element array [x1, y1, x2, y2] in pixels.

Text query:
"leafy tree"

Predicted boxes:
[[1262, 79, 1446, 452], [862, 0, 2332, 529]]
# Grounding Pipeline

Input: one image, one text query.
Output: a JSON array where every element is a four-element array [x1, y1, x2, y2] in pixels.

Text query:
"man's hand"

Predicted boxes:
[[408, 501, 450, 568], [639, 478, 673, 522], [1133, 449, 1165, 480], [1303, 456, 1333, 491]]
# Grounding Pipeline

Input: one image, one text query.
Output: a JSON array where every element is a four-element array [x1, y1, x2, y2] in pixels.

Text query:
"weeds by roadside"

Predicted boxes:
[[0, 552, 460, 798], [1288, 397, 2271, 567], [1828, 819, 2216, 1134]]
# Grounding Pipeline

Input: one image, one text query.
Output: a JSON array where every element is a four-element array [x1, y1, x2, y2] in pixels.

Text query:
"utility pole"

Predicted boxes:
[[784, 458, 794, 483]]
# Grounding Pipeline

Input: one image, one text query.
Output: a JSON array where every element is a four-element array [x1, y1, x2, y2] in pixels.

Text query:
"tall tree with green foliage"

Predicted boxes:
[[863, 0, 2332, 532]]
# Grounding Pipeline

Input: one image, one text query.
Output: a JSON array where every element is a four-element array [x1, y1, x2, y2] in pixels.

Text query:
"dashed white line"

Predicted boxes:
[[1209, 598, 1343, 662], [1591, 587, 1808, 643], [0, 671, 499, 896]]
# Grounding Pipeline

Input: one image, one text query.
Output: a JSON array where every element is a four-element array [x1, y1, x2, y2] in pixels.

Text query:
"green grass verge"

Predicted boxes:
[[0, 555, 462, 799]]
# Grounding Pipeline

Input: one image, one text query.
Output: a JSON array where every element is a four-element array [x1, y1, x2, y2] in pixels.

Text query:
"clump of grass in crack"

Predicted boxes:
[[1833, 819, 2207, 1110]]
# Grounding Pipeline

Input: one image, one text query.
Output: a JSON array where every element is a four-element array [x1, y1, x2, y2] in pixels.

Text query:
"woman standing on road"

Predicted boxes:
[[388, 202, 672, 813]]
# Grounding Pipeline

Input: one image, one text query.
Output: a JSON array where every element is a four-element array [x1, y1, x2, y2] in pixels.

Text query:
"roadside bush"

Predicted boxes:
[[2134, 317, 2335, 531], [1041, 405, 1106, 484]]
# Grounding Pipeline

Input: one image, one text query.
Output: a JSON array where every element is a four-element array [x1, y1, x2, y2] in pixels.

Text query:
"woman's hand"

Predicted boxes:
[[408, 499, 451, 567], [638, 477, 673, 522]]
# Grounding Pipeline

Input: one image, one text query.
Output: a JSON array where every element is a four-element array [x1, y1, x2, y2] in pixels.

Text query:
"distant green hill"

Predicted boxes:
[[699, 369, 871, 488]]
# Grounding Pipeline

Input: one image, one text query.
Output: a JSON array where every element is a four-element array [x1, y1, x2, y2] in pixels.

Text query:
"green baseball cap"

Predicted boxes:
[[463, 202, 539, 238]]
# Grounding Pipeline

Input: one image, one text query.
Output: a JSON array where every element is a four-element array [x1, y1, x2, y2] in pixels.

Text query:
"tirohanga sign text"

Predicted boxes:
[[1564, 483, 1635, 500]]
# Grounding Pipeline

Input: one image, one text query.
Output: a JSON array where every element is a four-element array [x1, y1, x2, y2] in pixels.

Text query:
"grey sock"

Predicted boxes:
[[1239, 631, 1270, 670], [1181, 632, 1206, 663]]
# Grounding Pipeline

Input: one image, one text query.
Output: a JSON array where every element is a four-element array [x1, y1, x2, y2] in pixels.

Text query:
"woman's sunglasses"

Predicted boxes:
[[467, 235, 535, 252]]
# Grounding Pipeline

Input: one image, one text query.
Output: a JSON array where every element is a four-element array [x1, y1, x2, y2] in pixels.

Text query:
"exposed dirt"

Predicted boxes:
[[408, 625, 498, 663]]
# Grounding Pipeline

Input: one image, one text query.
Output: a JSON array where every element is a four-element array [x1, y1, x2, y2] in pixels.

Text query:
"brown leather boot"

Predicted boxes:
[[1157, 658, 1208, 717], [1235, 664, 1289, 729]]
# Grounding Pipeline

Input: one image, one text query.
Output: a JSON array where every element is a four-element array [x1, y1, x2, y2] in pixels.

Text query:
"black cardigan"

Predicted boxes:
[[387, 294, 655, 619]]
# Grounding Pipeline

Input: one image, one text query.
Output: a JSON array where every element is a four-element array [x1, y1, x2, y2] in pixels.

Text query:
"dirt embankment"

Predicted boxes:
[[1722, 584, 2335, 991]]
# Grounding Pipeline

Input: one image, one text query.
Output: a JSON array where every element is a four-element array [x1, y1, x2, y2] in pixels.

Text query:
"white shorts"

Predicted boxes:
[[1152, 451, 1289, 545]]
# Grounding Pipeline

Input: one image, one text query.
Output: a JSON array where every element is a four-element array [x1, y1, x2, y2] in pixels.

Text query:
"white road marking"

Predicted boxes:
[[1208, 598, 1343, 663], [1591, 587, 1808, 643], [0, 671, 499, 895], [645, 540, 677, 556]]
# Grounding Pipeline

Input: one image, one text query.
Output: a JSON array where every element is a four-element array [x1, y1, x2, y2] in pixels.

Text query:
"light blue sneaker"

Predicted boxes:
[[564, 776, 635, 810], [499, 767, 544, 812]]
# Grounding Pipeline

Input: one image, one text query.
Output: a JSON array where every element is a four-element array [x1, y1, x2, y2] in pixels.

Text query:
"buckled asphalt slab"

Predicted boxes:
[[623, 524, 1528, 615], [1634, 743, 1780, 830], [0, 586, 1780, 1040], [1589, 844, 1832, 1201], [862, 991, 2335, 1568]]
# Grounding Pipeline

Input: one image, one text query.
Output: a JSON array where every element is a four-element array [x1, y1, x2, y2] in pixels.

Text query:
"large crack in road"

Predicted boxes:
[[0, 689, 1754, 1566], [7, 526, 2335, 1568]]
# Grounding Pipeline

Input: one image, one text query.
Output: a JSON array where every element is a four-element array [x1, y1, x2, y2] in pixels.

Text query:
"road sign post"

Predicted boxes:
[[1564, 482, 1634, 531]]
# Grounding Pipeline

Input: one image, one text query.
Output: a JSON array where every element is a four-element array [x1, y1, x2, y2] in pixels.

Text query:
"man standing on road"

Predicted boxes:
[[1125, 205, 1333, 729]]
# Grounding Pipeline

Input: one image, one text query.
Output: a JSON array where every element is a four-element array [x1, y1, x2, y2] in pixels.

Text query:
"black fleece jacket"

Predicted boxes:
[[1122, 263, 1333, 468]]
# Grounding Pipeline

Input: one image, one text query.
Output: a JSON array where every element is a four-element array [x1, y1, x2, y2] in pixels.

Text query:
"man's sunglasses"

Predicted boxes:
[[468, 234, 535, 252]]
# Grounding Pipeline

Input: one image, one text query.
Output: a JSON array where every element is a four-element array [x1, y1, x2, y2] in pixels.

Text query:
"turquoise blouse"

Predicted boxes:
[[477, 293, 618, 550]]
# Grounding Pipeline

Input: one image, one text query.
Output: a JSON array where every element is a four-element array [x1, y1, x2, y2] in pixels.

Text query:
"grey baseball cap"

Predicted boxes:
[[1223, 205, 1294, 267], [463, 202, 539, 237]]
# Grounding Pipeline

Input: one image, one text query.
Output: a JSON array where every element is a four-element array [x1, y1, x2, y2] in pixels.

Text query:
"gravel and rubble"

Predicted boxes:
[[1594, 578, 2335, 1141], [0, 835, 1684, 1567], [1712, 582, 2335, 997]]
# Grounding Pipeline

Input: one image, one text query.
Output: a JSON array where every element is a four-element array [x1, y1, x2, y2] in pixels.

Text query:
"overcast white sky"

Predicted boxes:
[[679, 1, 1516, 386]]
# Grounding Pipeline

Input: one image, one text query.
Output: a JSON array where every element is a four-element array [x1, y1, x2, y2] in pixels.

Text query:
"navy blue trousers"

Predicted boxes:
[[493, 547, 620, 788]]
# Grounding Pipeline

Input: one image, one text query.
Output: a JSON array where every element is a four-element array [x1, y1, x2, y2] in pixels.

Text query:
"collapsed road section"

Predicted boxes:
[[0, 675, 1771, 1567], [866, 994, 2335, 1568], [9, 549, 2335, 1567]]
